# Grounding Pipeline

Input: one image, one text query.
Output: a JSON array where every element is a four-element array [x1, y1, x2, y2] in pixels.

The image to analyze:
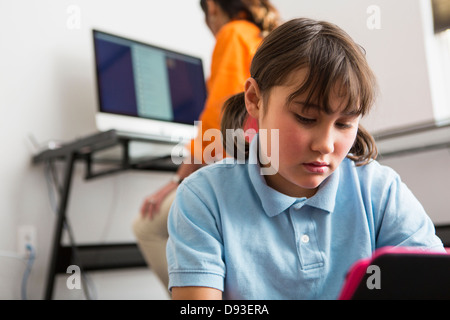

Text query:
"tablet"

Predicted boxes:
[[338, 246, 450, 300]]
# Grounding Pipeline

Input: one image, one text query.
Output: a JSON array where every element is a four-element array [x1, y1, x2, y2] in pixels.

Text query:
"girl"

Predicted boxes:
[[166, 18, 444, 300], [133, 0, 280, 290]]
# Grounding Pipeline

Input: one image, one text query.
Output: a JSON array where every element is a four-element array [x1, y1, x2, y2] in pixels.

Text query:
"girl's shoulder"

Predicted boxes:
[[341, 157, 401, 188], [181, 158, 247, 189]]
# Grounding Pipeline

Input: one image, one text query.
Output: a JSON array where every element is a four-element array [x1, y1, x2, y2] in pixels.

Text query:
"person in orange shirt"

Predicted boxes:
[[132, 0, 280, 291]]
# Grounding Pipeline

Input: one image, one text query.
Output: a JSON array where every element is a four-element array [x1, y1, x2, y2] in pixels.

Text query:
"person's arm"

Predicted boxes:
[[371, 166, 444, 251], [172, 287, 222, 300], [140, 156, 203, 219], [176, 160, 203, 181], [167, 182, 226, 298]]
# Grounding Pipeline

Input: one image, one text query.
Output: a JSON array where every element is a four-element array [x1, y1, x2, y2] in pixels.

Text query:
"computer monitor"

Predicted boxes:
[[92, 29, 206, 143]]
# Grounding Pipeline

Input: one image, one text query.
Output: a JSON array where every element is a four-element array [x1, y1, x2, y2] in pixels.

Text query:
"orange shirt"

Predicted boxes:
[[189, 20, 262, 163]]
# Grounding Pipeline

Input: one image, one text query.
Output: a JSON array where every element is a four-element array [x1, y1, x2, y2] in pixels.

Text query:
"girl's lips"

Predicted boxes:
[[303, 162, 330, 174], [307, 161, 329, 166]]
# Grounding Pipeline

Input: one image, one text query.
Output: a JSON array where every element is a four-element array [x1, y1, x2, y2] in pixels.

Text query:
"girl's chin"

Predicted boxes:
[[291, 176, 329, 193]]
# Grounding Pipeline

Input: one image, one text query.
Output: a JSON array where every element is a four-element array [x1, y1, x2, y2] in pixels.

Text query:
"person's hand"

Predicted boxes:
[[140, 162, 201, 219], [140, 181, 178, 220]]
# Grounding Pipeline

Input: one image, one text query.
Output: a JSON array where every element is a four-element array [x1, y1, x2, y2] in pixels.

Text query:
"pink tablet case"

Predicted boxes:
[[338, 246, 450, 300]]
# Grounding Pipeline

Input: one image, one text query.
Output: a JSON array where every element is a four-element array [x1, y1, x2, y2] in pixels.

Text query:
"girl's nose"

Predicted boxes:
[[311, 129, 334, 154]]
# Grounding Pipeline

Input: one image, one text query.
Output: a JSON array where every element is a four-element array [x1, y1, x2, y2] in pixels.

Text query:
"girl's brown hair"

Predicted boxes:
[[221, 18, 379, 166], [200, 0, 281, 37]]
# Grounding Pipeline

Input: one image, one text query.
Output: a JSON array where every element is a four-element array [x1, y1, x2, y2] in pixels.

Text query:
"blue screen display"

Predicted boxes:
[[93, 30, 206, 125]]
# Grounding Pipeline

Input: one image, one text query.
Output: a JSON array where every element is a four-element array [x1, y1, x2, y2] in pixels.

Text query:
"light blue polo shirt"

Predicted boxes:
[[166, 135, 444, 300]]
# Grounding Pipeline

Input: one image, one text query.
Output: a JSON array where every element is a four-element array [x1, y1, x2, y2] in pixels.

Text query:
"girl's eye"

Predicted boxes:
[[336, 122, 353, 129], [336, 117, 358, 129], [295, 114, 316, 124]]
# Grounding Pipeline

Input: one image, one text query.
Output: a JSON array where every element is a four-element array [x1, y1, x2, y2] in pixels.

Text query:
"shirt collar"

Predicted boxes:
[[247, 135, 339, 217], [305, 167, 339, 213]]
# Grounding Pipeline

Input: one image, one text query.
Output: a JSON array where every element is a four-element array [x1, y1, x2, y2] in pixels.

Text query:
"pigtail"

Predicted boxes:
[[221, 92, 251, 160], [244, 0, 281, 37], [348, 125, 378, 166], [204, 0, 281, 38]]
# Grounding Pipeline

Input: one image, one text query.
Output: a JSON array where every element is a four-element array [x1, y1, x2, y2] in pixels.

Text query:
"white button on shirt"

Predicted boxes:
[[301, 235, 310, 244]]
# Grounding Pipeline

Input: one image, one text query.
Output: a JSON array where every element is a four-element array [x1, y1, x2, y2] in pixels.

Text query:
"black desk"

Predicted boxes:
[[32, 130, 180, 300]]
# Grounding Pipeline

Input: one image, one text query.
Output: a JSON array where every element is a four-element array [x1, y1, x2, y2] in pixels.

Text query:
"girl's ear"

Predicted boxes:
[[244, 78, 263, 120]]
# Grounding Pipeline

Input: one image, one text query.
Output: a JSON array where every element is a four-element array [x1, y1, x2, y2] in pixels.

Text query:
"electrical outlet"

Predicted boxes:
[[17, 226, 36, 257]]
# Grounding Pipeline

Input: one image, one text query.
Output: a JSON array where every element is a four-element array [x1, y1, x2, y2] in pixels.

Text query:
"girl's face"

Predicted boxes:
[[247, 68, 361, 198]]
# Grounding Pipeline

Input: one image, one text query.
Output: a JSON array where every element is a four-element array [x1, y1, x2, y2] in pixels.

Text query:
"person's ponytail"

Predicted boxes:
[[348, 125, 378, 166], [244, 0, 280, 37], [221, 92, 252, 160], [202, 0, 281, 38]]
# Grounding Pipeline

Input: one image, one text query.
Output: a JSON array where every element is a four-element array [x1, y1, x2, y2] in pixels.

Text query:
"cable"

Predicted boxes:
[[44, 159, 98, 300], [63, 218, 98, 300], [28, 134, 97, 299], [0, 249, 35, 300], [21, 244, 36, 300]]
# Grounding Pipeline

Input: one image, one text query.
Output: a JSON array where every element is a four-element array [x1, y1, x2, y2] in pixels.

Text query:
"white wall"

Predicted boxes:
[[0, 0, 448, 300], [0, 0, 214, 299]]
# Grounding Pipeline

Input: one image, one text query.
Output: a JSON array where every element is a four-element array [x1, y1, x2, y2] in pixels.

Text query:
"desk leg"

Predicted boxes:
[[44, 152, 76, 300]]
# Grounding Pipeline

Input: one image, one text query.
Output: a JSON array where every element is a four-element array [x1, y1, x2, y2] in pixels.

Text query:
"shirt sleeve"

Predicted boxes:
[[166, 182, 226, 291], [188, 24, 254, 163], [375, 171, 445, 252]]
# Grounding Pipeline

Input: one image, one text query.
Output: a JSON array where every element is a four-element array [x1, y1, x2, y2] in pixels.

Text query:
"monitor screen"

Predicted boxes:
[[93, 30, 206, 127]]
